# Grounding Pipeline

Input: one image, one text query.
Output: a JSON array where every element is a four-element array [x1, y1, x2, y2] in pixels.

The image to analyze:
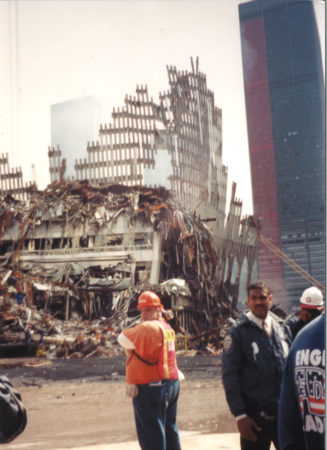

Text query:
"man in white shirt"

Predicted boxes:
[[222, 280, 292, 450]]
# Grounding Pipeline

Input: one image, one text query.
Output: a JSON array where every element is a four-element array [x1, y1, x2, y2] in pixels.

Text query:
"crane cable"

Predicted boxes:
[[259, 233, 325, 293], [249, 215, 325, 293]]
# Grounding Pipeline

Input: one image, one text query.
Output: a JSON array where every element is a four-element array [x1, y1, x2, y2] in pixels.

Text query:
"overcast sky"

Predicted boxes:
[[0, 0, 325, 215]]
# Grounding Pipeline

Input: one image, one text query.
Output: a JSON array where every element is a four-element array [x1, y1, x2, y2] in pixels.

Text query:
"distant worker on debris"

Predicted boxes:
[[286, 286, 324, 339], [278, 312, 325, 450], [222, 280, 292, 450], [117, 290, 182, 450]]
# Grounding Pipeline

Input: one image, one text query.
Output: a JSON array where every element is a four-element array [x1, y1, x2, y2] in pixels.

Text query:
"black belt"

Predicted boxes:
[[132, 350, 158, 366]]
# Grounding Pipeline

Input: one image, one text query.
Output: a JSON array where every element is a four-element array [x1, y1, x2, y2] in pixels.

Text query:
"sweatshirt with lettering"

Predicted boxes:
[[278, 313, 325, 450]]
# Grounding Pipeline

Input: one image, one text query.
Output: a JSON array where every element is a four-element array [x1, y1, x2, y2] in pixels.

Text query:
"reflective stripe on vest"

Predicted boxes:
[[157, 321, 179, 380]]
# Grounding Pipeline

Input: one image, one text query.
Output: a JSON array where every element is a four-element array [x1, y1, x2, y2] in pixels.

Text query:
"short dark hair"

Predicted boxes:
[[247, 280, 271, 296]]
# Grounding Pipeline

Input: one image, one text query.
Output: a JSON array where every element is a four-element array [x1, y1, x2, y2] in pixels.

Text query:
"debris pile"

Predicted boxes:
[[0, 180, 256, 358], [0, 292, 132, 359]]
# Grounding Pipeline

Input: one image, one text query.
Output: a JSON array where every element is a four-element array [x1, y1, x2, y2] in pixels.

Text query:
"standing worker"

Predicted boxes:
[[117, 290, 182, 450], [278, 313, 325, 450], [286, 286, 324, 339], [222, 280, 292, 450]]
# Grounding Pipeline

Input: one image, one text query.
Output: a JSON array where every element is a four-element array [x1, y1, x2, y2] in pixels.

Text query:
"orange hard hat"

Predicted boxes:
[[137, 291, 163, 309]]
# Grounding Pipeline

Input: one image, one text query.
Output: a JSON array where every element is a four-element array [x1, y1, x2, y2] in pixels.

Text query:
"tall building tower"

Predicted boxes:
[[239, 0, 325, 310], [50, 96, 102, 181]]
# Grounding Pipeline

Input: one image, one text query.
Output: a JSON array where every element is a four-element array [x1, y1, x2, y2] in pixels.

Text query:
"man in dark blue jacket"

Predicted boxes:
[[222, 280, 292, 450], [278, 313, 325, 450]]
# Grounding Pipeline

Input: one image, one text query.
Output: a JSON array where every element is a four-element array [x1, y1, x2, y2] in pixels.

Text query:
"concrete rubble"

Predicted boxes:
[[0, 180, 258, 359]]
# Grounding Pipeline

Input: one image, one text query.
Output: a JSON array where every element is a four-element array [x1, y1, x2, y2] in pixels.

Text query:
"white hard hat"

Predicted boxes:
[[300, 287, 324, 309]]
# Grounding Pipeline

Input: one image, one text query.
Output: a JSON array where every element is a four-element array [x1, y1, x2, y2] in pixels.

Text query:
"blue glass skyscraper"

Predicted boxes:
[[239, 0, 325, 310]]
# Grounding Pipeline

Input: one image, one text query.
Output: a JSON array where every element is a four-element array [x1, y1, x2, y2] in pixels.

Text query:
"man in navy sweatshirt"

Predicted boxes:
[[278, 313, 325, 450]]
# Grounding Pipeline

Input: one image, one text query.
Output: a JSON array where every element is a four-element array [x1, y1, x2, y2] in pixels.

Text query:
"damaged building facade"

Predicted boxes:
[[0, 181, 258, 334], [0, 60, 260, 355], [49, 59, 227, 241], [47, 59, 258, 303]]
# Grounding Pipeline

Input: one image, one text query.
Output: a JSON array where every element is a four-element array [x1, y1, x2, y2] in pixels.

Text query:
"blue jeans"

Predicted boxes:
[[132, 379, 181, 450]]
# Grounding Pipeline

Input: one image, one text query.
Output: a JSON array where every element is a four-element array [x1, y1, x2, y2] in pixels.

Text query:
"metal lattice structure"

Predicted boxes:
[[46, 59, 260, 305], [0, 153, 36, 201]]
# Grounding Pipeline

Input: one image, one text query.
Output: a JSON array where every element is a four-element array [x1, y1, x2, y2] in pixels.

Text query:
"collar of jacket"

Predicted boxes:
[[237, 310, 284, 327]]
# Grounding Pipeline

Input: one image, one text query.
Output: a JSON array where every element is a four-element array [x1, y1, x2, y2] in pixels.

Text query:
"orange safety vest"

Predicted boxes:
[[157, 321, 179, 380]]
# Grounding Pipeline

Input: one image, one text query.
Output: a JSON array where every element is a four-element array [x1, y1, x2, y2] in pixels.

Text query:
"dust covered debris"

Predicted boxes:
[[0, 180, 258, 357]]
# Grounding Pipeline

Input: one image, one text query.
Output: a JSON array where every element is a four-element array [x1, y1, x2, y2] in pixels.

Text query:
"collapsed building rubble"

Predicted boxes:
[[0, 180, 258, 357]]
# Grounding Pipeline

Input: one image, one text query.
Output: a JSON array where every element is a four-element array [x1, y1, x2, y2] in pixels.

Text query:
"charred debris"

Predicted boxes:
[[0, 180, 258, 358]]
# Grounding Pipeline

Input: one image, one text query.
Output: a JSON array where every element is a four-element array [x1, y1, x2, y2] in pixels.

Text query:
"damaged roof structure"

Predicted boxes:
[[0, 179, 258, 357], [47, 59, 260, 305], [0, 58, 260, 357], [49, 59, 232, 249]]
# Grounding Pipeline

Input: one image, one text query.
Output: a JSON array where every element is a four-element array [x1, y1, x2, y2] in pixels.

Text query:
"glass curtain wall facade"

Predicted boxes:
[[239, 0, 325, 310]]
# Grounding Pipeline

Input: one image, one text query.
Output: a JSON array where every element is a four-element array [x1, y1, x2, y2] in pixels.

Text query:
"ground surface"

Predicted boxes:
[[1, 354, 237, 450]]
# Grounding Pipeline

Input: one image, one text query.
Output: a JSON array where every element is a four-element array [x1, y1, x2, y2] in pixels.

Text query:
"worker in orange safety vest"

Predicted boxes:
[[117, 290, 183, 450]]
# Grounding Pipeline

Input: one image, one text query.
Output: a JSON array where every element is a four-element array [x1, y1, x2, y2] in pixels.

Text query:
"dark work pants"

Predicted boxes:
[[132, 379, 181, 450], [241, 413, 280, 450]]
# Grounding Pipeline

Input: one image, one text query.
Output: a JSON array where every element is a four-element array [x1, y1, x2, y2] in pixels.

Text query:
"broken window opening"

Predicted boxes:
[[34, 239, 43, 250], [80, 236, 88, 248], [107, 235, 123, 246], [61, 237, 72, 249], [134, 263, 149, 283], [0, 240, 14, 255], [51, 238, 61, 249]]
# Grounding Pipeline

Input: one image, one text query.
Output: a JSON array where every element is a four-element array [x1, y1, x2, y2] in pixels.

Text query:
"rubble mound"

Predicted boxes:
[[0, 180, 254, 358]]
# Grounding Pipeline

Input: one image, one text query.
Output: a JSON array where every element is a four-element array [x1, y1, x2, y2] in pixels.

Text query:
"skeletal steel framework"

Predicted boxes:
[[47, 59, 258, 304], [0, 153, 35, 201], [49, 59, 227, 233], [0, 59, 258, 306]]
